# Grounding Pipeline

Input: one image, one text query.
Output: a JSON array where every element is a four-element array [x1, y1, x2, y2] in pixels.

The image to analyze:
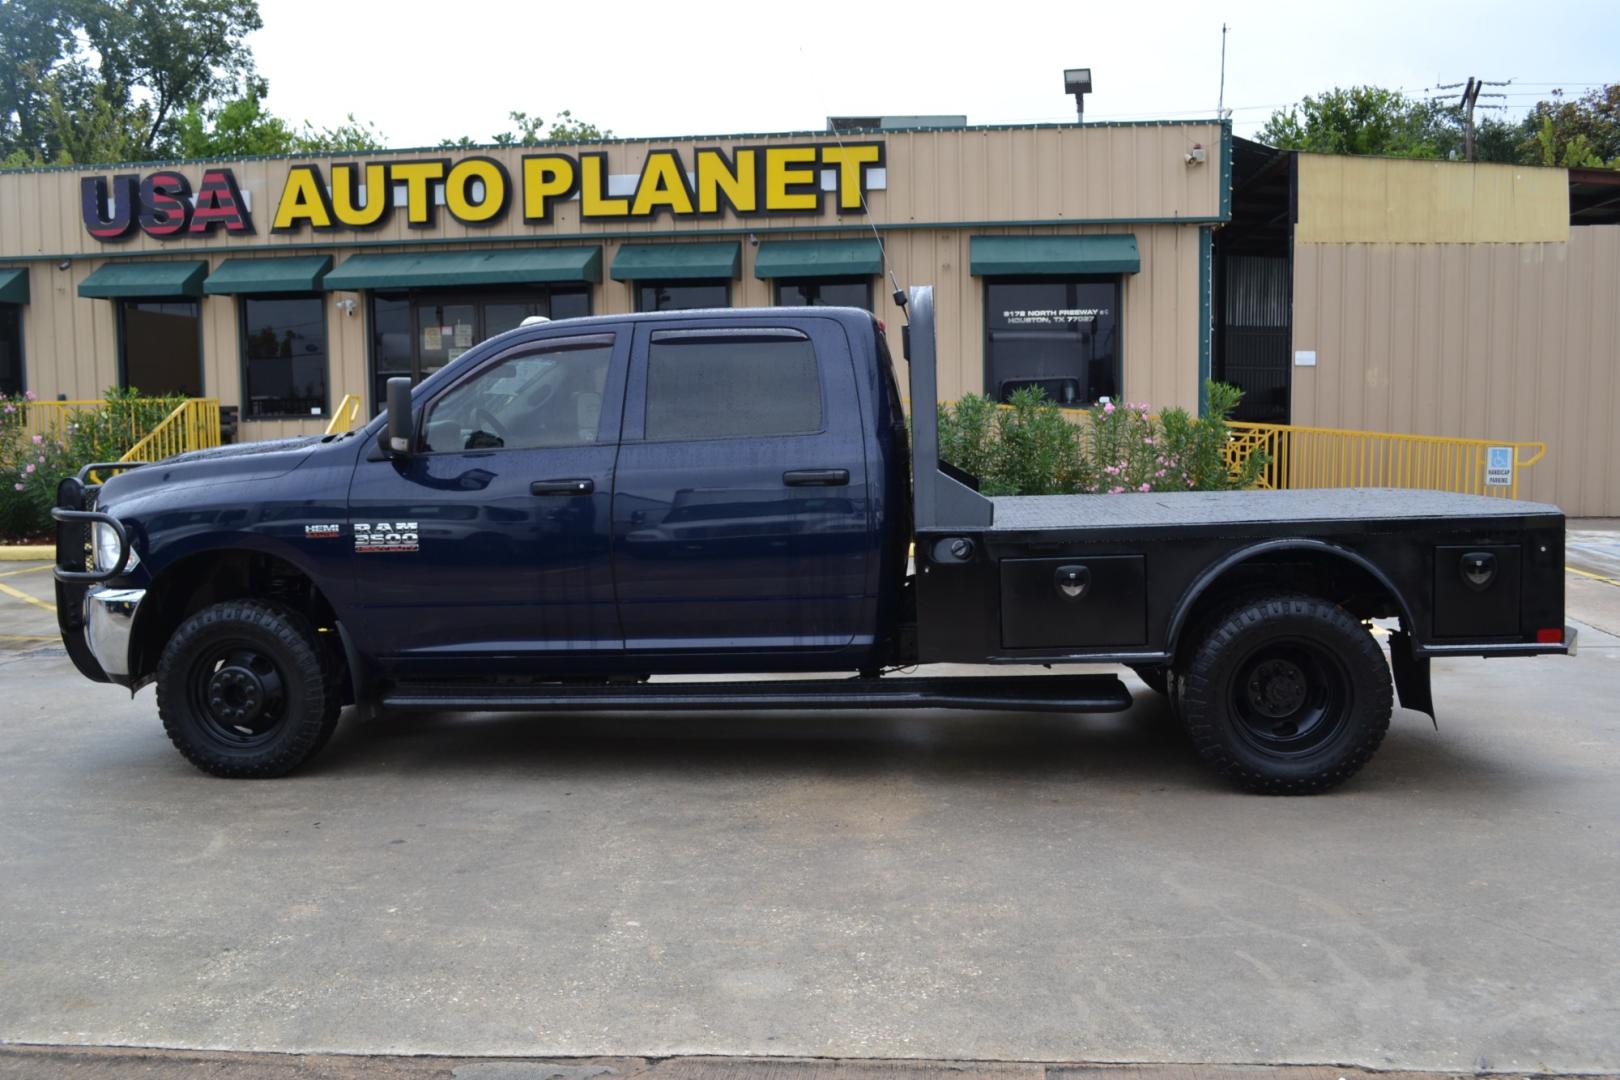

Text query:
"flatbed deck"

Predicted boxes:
[[988, 488, 1562, 533]]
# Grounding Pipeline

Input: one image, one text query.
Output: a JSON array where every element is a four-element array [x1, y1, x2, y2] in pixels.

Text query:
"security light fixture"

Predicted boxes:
[[1064, 68, 1093, 123]]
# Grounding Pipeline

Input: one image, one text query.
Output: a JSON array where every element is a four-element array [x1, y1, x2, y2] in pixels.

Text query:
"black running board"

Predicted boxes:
[[380, 674, 1133, 714]]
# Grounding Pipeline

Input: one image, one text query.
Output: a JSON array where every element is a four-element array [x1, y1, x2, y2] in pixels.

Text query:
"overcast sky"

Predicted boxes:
[[251, 0, 1617, 147]]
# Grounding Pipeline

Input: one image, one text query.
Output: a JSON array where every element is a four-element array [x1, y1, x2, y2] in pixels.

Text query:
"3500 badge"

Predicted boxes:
[[354, 522, 419, 553]]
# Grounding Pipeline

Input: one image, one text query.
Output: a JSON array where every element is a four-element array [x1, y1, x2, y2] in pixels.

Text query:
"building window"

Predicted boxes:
[[983, 278, 1121, 405], [636, 281, 729, 312], [0, 305, 20, 397], [368, 287, 591, 411], [120, 300, 202, 397], [645, 331, 821, 441], [774, 278, 873, 310], [240, 295, 328, 420]]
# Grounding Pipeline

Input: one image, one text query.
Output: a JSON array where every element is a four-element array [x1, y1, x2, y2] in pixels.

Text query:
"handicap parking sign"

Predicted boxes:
[[1485, 446, 1514, 487]]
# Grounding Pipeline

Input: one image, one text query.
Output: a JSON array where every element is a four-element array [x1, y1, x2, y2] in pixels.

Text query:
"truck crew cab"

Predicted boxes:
[[53, 287, 1573, 793]]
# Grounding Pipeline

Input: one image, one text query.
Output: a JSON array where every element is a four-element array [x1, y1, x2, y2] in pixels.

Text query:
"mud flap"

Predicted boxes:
[[1388, 630, 1435, 725]]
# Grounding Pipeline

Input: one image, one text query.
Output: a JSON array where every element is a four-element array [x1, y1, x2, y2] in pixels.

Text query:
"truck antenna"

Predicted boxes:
[[830, 122, 908, 322]]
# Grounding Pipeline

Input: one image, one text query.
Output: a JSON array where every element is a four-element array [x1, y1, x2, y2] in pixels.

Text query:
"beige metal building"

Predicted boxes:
[[1217, 148, 1620, 516], [0, 120, 1226, 439]]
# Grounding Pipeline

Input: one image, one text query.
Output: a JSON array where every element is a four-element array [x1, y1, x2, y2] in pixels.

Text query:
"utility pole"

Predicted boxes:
[[1436, 78, 1509, 161], [1460, 77, 1482, 161], [1217, 23, 1229, 118]]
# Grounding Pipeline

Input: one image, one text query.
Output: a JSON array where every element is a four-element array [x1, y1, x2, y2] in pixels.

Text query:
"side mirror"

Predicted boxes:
[[382, 377, 415, 456]]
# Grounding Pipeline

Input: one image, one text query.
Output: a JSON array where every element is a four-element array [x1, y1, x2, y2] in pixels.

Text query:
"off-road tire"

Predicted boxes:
[[156, 600, 335, 778], [1178, 593, 1392, 795]]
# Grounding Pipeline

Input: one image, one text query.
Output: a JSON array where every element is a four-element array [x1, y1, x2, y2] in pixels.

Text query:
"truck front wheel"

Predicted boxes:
[[1177, 593, 1392, 795], [155, 601, 337, 778]]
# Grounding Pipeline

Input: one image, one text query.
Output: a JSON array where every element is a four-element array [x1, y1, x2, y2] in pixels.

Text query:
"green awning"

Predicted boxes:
[[78, 261, 208, 299], [324, 247, 602, 291], [753, 239, 883, 280], [969, 235, 1140, 276], [610, 242, 740, 282], [0, 268, 29, 305], [204, 255, 333, 295]]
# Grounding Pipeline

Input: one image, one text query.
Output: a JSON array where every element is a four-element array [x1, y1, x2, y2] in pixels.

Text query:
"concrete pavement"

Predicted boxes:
[[1, 545, 1618, 1072]]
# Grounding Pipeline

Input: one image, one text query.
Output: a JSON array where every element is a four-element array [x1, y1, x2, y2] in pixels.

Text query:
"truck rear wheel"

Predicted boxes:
[[155, 601, 336, 778], [1177, 593, 1392, 794]]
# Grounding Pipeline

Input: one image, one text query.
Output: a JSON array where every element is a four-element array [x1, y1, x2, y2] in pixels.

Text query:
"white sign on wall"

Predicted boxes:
[[1294, 350, 1318, 367], [1485, 446, 1514, 487]]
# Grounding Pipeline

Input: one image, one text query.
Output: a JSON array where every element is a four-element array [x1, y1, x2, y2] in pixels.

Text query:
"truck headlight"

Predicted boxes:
[[93, 520, 139, 573]]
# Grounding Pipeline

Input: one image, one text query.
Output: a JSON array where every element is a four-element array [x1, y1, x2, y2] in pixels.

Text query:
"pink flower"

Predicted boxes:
[[1103, 402, 1115, 415], [25, 463, 35, 474], [2, 405, 12, 414], [1155, 469, 1167, 478], [31, 435, 42, 445], [1139, 482, 1151, 492], [12, 483, 22, 492], [23, 390, 35, 400]]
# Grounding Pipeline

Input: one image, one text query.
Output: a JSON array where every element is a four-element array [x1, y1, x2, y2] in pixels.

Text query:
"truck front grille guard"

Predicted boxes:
[[51, 462, 147, 584]]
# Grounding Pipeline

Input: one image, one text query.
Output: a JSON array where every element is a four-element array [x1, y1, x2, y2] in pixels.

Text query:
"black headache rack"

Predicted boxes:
[[50, 462, 148, 684]]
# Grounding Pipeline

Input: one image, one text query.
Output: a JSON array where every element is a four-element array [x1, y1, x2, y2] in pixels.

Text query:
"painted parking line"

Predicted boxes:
[[0, 635, 56, 642], [0, 581, 54, 612], [0, 564, 52, 579], [1568, 565, 1620, 589]]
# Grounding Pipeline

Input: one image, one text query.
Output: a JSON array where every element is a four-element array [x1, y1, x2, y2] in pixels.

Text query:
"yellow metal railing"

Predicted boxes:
[[16, 399, 148, 447], [324, 393, 362, 435], [118, 399, 223, 465], [927, 398, 1546, 499], [1224, 421, 1546, 499]]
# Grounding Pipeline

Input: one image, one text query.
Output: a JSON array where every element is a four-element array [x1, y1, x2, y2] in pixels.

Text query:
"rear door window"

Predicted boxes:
[[644, 331, 822, 441]]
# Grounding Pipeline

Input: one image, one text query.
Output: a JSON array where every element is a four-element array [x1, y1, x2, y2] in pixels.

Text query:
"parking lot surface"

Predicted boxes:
[[2, 552, 1618, 1072]]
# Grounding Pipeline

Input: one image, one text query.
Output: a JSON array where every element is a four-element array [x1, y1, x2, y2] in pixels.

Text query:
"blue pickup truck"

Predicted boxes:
[[52, 287, 1573, 792]]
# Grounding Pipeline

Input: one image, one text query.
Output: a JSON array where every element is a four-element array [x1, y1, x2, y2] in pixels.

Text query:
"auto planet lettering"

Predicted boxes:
[[78, 143, 885, 241]]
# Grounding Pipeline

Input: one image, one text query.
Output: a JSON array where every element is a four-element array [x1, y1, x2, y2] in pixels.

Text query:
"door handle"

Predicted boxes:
[[530, 478, 594, 496], [782, 468, 849, 487]]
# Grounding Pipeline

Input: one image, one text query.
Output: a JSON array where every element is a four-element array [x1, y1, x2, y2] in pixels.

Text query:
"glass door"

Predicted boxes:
[[415, 301, 477, 378]]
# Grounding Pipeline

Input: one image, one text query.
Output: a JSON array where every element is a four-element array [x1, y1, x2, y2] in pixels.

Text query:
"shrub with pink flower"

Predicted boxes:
[[935, 381, 1267, 497]]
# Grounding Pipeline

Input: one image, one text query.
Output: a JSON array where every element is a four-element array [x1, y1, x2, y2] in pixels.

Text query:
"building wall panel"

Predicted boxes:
[[1292, 226, 1620, 516], [1296, 154, 1570, 244]]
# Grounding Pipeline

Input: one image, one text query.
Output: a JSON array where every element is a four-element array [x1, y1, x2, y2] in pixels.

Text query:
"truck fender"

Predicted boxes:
[[1167, 538, 1418, 655]]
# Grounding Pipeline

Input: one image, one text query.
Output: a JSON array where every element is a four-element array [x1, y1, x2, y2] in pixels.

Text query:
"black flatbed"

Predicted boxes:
[[988, 488, 1562, 533]]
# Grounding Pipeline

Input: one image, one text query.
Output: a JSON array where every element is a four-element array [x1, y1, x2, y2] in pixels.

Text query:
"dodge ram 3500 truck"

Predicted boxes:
[[53, 286, 1574, 792]]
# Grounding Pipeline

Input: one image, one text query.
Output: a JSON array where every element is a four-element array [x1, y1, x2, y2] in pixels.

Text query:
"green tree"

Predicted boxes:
[[177, 91, 387, 158], [0, 0, 79, 161], [1, 0, 264, 162], [440, 109, 613, 149], [1519, 85, 1620, 169], [1257, 86, 1447, 158]]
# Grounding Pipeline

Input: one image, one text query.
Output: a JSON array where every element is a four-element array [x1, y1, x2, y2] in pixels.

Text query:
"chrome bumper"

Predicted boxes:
[[83, 586, 144, 679]]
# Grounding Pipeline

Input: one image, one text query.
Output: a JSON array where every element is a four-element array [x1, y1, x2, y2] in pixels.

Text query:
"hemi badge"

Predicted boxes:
[[305, 524, 342, 538]]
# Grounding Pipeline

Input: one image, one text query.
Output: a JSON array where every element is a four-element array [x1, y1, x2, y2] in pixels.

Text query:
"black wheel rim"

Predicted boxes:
[[1228, 637, 1352, 757], [187, 640, 289, 748]]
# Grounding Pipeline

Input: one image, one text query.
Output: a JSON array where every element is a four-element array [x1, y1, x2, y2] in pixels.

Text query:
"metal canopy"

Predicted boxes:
[[969, 235, 1141, 276], [78, 261, 208, 299], [203, 255, 334, 295], [609, 242, 741, 282], [753, 239, 883, 280], [323, 248, 603, 291], [0, 268, 28, 305]]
